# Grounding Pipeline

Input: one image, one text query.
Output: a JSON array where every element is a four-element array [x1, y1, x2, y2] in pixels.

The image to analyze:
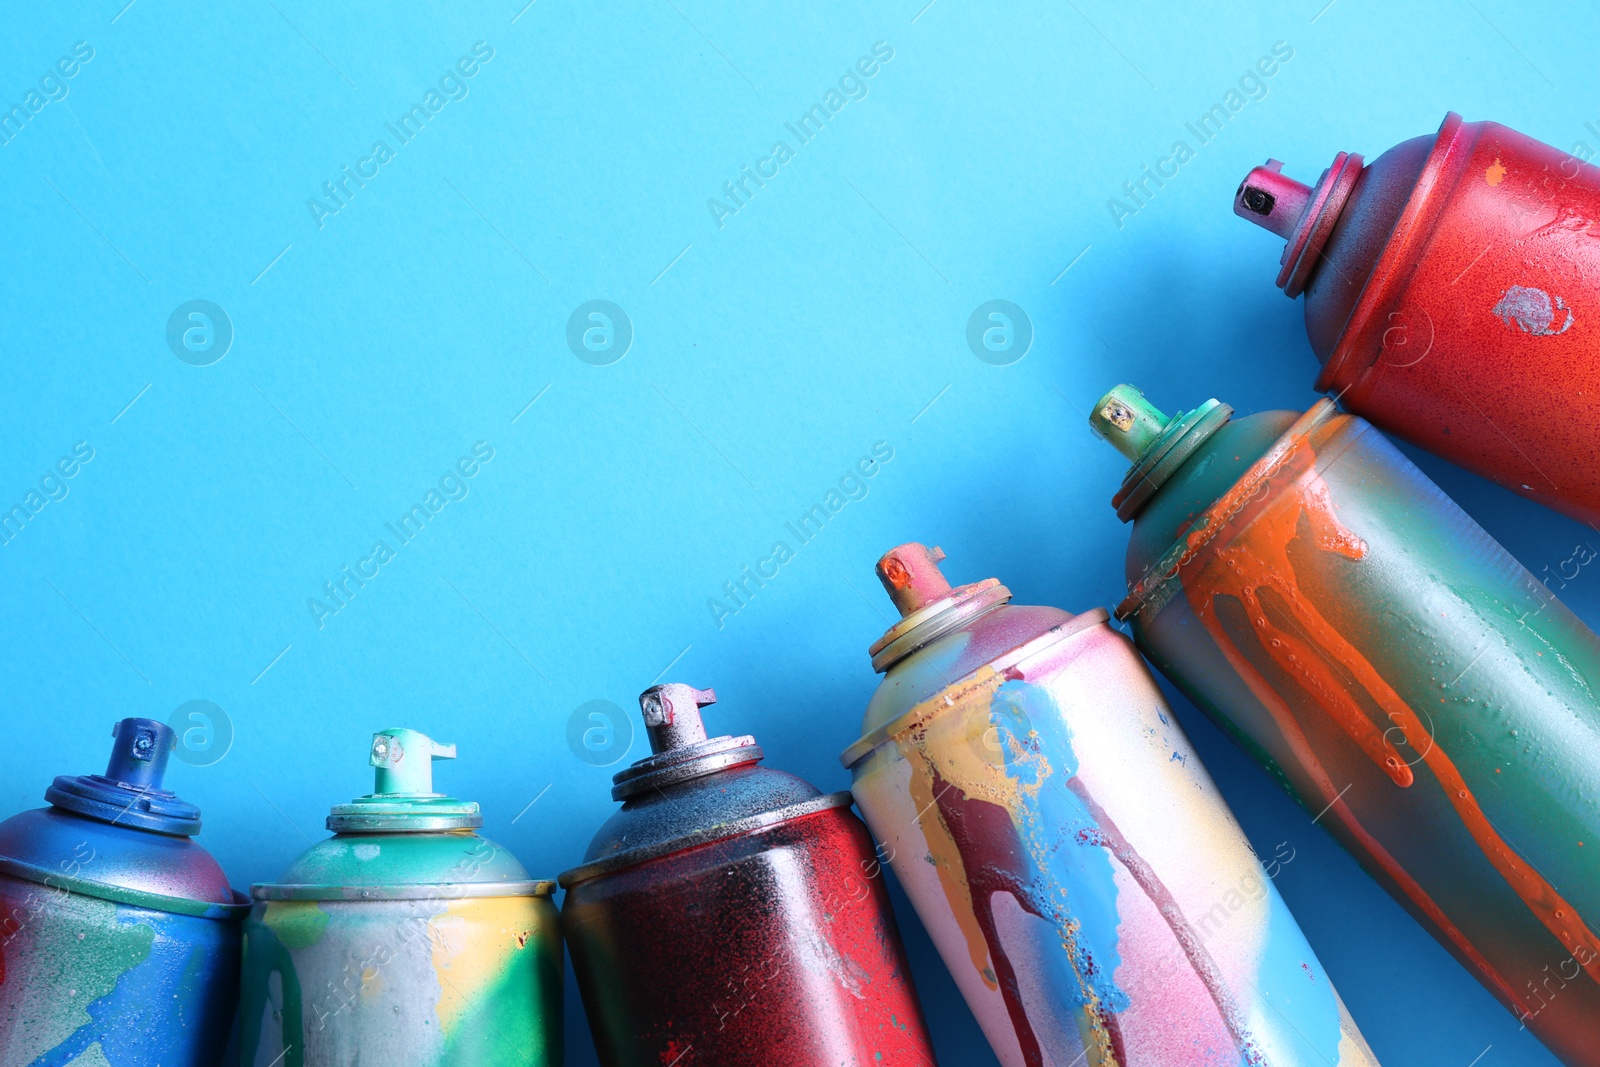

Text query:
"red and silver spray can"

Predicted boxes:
[[1234, 113, 1600, 524], [559, 683, 937, 1067]]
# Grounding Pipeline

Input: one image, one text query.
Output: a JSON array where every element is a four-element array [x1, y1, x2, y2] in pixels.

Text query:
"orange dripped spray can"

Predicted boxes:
[[1233, 114, 1600, 524], [1090, 383, 1600, 1064]]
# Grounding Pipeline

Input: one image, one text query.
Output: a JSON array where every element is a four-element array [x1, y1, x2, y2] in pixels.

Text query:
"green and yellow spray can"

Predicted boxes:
[[238, 728, 562, 1066]]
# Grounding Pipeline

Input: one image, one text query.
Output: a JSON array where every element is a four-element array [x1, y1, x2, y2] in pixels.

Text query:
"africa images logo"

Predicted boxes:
[[306, 42, 495, 230], [566, 301, 633, 366], [0, 41, 94, 148], [1105, 41, 1294, 230], [166, 300, 234, 366], [706, 42, 895, 230], [966, 301, 1032, 366], [306, 442, 496, 629]]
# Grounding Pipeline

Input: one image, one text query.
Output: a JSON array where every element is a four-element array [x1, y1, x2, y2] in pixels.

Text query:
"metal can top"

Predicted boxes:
[[559, 683, 831, 888], [1110, 396, 1346, 626], [1089, 385, 1234, 523], [252, 834, 552, 901], [253, 727, 552, 901], [842, 544, 1098, 769], [0, 718, 241, 917], [45, 716, 201, 835]]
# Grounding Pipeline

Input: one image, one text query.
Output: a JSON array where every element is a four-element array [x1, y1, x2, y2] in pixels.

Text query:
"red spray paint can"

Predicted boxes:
[[1234, 113, 1600, 524], [559, 683, 938, 1067]]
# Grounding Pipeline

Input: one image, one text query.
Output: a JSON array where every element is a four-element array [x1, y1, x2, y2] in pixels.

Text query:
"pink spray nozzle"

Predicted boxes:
[[1234, 160, 1312, 239], [876, 543, 953, 617]]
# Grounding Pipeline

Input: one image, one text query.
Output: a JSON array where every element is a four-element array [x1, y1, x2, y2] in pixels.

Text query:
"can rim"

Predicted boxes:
[[557, 792, 853, 888], [869, 580, 1012, 673], [0, 855, 250, 920], [324, 812, 485, 833], [841, 607, 1110, 769], [1277, 151, 1364, 299], [611, 736, 762, 801], [1317, 112, 1466, 395], [250, 878, 559, 901], [1112, 400, 1233, 523]]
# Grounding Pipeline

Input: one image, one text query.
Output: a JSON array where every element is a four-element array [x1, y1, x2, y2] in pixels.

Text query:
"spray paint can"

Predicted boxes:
[[239, 728, 562, 1067], [1090, 383, 1600, 1063], [0, 717, 247, 1067], [843, 544, 1380, 1067], [560, 683, 936, 1066], [1233, 113, 1600, 524]]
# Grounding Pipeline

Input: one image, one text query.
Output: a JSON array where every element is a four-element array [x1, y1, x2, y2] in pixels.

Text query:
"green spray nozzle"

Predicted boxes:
[[325, 727, 481, 833], [1089, 382, 1235, 522], [1090, 385, 1172, 463], [369, 728, 456, 796]]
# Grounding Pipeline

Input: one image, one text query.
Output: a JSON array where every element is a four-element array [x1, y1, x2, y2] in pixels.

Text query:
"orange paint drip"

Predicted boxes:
[[1183, 441, 1413, 789], [1190, 619, 1523, 1015], [1174, 415, 1600, 996]]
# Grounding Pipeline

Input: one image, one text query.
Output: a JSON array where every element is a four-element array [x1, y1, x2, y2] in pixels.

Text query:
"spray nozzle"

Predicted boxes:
[[1090, 385, 1174, 464], [326, 727, 479, 832], [1234, 159, 1313, 239], [875, 544, 954, 616], [43, 717, 202, 837], [865, 543, 1013, 674], [640, 684, 717, 755], [1234, 151, 1364, 298], [1091, 383, 1235, 522], [606, 683, 763, 801], [105, 718, 175, 791], [369, 729, 457, 797]]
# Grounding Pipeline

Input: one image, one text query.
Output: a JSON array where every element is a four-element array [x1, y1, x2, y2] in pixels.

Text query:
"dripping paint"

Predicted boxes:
[[849, 616, 1378, 1067], [1117, 399, 1600, 1063]]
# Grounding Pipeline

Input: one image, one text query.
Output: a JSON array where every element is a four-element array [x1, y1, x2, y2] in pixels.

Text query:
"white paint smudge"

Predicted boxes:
[[1492, 286, 1574, 336]]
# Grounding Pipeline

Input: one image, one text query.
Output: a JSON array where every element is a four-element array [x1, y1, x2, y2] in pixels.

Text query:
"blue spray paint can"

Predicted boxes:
[[0, 717, 247, 1066]]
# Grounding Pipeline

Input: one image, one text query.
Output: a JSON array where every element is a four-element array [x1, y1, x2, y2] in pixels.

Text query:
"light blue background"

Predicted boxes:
[[3, 1, 1596, 1063]]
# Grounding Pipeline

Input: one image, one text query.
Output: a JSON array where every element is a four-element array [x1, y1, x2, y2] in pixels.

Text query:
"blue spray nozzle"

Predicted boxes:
[[45, 717, 202, 837], [105, 718, 174, 790]]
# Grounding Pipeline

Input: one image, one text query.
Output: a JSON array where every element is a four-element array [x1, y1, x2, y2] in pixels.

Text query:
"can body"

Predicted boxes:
[[0, 871, 242, 1067], [850, 611, 1376, 1067], [562, 796, 935, 1066], [1119, 401, 1600, 1063], [1309, 115, 1600, 523], [239, 889, 562, 1066]]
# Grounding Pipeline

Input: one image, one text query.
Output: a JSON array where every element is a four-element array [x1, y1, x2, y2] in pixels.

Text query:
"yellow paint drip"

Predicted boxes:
[[896, 665, 1013, 991], [428, 896, 539, 1035], [890, 665, 1125, 1065], [1334, 991, 1382, 1066], [358, 960, 387, 1005]]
